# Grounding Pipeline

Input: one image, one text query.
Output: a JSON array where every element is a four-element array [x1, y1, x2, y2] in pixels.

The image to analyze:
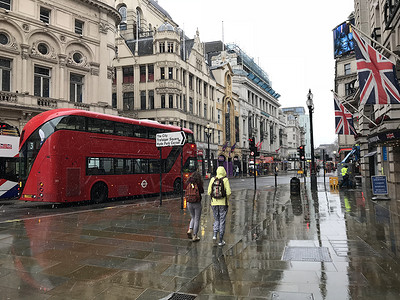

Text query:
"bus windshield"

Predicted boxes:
[[19, 117, 63, 180]]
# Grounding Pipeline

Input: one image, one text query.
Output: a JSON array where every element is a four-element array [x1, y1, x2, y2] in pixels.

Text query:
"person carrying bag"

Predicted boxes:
[[185, 171, 204, 242], [208, 166, 231, 246]]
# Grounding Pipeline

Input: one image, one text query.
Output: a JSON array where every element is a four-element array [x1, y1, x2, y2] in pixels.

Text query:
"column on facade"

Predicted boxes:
[[98, 17, 111, 104], [58, 54, 67, 100], [133, 65, 140, 110], [116, 67, 123, 110], [20, 44, 29, 93]]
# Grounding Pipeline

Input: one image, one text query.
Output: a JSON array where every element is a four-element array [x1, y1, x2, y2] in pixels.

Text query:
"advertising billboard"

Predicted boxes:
[[333, 19, 354, 58]]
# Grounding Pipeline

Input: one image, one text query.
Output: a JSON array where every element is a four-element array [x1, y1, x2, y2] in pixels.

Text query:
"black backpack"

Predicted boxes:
[[211, 177, 226, 199]]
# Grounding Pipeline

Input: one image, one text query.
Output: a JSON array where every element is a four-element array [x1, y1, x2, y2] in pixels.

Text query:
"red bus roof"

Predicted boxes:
[[21, 108, 193, 146]]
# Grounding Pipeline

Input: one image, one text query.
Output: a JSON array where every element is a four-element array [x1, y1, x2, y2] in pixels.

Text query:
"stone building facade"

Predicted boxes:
[[113, 0, 240, 176], [0, 0, 120, 131]]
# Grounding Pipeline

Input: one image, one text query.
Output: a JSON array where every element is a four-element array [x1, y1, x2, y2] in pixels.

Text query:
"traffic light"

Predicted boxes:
[[298, 145, 305, 161], [249, 136, 255, 150], [249, 136, 259, 156]]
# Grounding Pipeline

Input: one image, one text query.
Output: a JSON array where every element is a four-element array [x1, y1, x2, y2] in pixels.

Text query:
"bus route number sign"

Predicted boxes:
[[156, 131, 186, 147]]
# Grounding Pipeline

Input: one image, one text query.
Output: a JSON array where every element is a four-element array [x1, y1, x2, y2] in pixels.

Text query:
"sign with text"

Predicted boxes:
[[372, 175, 388, 195], [156, 131, 186, 147]]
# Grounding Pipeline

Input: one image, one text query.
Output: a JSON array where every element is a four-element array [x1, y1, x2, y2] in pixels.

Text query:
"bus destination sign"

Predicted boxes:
[[156, 131, 186, 147]]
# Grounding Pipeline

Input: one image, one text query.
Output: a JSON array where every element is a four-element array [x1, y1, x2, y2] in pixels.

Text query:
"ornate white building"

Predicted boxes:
[[0, 0, 120, 130]]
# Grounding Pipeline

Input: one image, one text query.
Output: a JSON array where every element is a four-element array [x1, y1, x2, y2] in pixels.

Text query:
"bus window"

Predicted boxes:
[[186, 132, 195, 143], [134, 159, 148, 174], [101, 158, 114, 174], [114, 158, 124, 174], [115, 122, 133, 137], [87, 118, 102, 133], [133, 125, 147, 138], [125, 159, 134, 174], [183, 157, 197, 173], [149, 159, 161, 173], [55, 115, 86, 131]]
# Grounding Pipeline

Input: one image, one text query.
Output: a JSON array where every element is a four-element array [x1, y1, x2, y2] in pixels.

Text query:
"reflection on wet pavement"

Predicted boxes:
[[0, 176, 400, 299]]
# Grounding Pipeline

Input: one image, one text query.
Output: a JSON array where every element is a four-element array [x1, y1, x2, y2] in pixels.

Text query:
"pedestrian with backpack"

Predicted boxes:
[[208, 166, 231, 246], [185, 171, 204, 242]]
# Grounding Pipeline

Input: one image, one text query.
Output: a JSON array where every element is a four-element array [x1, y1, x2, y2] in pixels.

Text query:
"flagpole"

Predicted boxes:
[[349, 22, 400, 62], [331, 90, 377, 126]]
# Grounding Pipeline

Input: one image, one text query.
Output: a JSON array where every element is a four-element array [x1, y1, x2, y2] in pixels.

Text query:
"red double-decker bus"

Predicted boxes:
[[18, 109, 197, 203]]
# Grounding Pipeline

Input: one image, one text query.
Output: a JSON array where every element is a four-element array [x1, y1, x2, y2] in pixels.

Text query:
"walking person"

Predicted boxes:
[[208, 166, 231, 246], [185, 171, 204, 242]]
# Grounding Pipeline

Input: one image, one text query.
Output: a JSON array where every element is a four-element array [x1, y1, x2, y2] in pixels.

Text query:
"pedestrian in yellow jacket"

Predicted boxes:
[[208, 166, 231, 246]]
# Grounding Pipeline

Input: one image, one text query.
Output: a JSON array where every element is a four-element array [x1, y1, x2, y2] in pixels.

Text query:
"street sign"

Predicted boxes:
[[156, 131, 186, 147], [372, 175, 388, 195]]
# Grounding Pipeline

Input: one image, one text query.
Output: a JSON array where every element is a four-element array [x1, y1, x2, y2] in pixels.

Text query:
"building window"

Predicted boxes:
[[204, 104, 207, 119], [0, 0, 11, 10], [112, 93, 117, 108], [70, 73, 83, 102], [189, 97, 193, 113], [189, 74, 193, 90], [0, 33, 9, 45], [34, 66, 50, 97], [119, 6, 127, 30], [168, 67, 173, 79], [217, 109, 221, 124], [40, 7, 50, 24], [159, 42, 165, 53], [149, 90, 154, 109], [345, 80, 356, 96], [161, 94, 166, 108], [122, 66, 133, 83], [148, 64, 154, 81], [140, 91, 146, 109], [167, 42, 173, 53], [123, 92, 134, 110], [75, 20, 84, 35], [0, 57, 11, 92], [160, 67, 165, 79], [139, 65, 146, 82], [183, 94, 187, 111], [344, 63, 351, 75], [169, 94, 173, 108], [204, 83, 208, 97], [182, 70, 186, 86]]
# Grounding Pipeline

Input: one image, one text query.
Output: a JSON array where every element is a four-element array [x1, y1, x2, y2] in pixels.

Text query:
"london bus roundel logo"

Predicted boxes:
[[141, 180, 148, 189]]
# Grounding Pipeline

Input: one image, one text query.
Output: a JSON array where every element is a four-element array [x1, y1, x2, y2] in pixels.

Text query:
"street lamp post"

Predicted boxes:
[[205, 124, 212, 176], [307, 89, 317, 190]]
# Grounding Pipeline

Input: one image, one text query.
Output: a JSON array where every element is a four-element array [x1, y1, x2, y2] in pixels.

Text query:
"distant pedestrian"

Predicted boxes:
[[208, 166, 231, 246], [185, 171, 204, 242], [340, 165, 349, 188]]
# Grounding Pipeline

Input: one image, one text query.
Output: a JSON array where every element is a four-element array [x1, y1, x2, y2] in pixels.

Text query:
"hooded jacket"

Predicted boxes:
[[208, 166, 231, 206]]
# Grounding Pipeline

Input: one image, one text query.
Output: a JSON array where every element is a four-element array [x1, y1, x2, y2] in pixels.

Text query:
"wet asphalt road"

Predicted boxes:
[[1, 172, 400, 299]]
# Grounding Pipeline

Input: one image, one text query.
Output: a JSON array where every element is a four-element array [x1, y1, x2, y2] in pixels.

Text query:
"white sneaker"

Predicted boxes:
[[218, 240, 226, 246], [212, 236, 217, 241]]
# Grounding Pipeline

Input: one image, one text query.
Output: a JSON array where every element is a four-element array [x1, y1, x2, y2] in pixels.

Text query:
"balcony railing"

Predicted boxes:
[[0, 91, 17, 103]]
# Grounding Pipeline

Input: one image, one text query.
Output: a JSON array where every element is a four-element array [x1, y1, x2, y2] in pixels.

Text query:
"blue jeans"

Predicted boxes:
[[212, 205, 228, 241], [188, 202, 202, 236]]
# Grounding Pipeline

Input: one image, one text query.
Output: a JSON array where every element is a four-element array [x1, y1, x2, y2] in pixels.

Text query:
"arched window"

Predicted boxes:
[[119, 6, 127, 31], [225, 101, 231, 142]]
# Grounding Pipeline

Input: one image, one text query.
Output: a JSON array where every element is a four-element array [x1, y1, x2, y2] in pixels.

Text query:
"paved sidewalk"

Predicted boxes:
[[1, 175, 400, 299]]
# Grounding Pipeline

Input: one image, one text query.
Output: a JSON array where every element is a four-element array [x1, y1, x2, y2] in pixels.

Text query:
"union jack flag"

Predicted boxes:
[[334, 95, 356, 135], [353, 28, 400, 105]]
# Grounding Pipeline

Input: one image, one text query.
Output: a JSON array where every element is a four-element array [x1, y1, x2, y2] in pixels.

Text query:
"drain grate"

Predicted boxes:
[[167, 293, 196, 300], [271, 291, 314, 299], [282, 246, 332, 262]]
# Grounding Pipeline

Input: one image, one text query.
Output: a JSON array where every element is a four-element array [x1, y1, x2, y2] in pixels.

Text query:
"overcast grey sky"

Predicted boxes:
[[157, 0, 354, 146]]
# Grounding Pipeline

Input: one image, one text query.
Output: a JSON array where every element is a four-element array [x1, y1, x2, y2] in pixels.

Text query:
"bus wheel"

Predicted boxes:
[[91, 182, 108, 203], [173, 178, 182, 194]]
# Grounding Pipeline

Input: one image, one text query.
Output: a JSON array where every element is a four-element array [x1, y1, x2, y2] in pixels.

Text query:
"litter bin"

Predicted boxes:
[[290, 177, 300, 195]]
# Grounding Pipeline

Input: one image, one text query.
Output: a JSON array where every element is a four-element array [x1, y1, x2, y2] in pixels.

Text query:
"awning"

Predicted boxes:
[[364, 151, 377, 158]]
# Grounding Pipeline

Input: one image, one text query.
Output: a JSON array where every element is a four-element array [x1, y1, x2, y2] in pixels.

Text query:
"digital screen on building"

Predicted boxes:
[[333, 19, 354, 58]]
